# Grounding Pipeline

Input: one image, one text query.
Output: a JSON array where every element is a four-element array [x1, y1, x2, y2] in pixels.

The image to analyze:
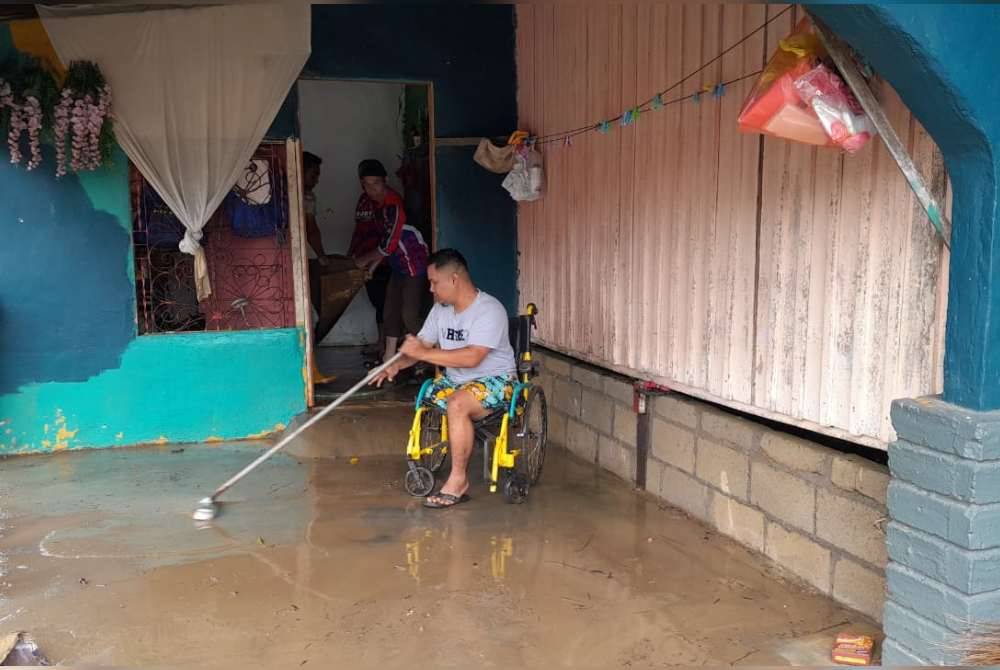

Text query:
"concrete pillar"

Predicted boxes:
[[806, 5, 1000, 663], [886, 398, 1000, 663]]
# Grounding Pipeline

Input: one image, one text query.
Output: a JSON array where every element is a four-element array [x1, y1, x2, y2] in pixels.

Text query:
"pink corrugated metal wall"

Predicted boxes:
[[516, 4, 949, 447]]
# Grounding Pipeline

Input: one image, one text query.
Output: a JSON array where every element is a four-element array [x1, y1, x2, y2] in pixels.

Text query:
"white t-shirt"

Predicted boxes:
[[417, 291, 516, 384]]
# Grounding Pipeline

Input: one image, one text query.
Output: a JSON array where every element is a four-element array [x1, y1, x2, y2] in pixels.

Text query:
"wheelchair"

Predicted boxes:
[[403, 304, 548, 504]]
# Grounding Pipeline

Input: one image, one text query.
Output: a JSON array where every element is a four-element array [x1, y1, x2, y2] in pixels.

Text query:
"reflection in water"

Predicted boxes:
[[490, 535, 513, 582], [402, 529, 515, 585], [405, 529, 435, 585]]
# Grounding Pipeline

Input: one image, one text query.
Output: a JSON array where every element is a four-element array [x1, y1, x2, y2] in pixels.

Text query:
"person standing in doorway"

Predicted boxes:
[[303, 150, 335, 384], [352, 159, 429, 369], [349, 176, 391, 366]]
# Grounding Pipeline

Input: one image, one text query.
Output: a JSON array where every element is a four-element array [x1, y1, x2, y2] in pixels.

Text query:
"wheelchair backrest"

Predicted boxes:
[[508, 308, 538, 378]]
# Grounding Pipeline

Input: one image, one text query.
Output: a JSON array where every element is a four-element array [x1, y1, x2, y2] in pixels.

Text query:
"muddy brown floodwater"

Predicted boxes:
[[1, 435, 879, 668]]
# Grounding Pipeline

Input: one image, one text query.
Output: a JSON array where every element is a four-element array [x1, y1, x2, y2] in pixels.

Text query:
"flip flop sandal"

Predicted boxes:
[[423, 492, 471, 509]]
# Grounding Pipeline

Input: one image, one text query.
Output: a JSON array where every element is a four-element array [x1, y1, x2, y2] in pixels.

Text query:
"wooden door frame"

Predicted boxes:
[[291, 78, 437, 405]]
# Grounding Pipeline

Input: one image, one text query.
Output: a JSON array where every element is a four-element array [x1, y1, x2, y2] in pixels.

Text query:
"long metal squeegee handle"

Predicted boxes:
[[209, 352, 406, 500]]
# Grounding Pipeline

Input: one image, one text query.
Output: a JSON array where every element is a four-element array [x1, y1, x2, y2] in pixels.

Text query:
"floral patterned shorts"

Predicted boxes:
[[425, 375, 515, 412]]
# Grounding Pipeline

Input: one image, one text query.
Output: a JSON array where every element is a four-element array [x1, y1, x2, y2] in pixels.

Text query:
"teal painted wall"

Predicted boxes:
[[0, 23, 307, 454], [1, 330, 305, 454]]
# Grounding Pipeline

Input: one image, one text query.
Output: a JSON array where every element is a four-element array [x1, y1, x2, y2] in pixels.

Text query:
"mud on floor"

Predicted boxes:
[[1, 442, 878, 668]]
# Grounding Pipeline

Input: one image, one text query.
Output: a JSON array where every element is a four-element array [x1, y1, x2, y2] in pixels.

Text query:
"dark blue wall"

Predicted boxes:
[[0, 148, 134, 394], [0, 31, 134, 395], [266, 84, 299, 140], [298, 4, 519, 311]]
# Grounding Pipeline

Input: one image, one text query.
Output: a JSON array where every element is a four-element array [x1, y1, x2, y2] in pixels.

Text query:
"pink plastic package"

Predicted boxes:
[[793, 64, 877, 153]]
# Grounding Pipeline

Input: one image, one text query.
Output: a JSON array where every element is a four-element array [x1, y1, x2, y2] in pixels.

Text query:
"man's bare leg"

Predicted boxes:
[[429, 390, 488, 503]]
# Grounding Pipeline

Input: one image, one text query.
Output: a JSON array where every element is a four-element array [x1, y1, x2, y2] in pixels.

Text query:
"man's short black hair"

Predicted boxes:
[[358, 159, 388, 179], [303, 151, 322, 170], [428, 248, 469, 274]]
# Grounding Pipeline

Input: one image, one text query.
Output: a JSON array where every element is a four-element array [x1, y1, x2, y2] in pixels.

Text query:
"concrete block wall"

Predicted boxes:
[[538, 351, 639, 482], [536, 349, 889, 622]]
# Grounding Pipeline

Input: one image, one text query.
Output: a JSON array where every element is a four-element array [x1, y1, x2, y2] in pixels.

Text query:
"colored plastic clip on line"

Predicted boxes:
[[652, 94, 664, 110], [693, 84, 713, 104], [713, 83, 726, 98], [563, 136, 572, 147], [598, 121, 612, 134], [621, 106, 642, 127]]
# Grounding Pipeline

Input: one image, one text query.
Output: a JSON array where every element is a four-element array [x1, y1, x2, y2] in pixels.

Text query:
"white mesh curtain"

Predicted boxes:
[[39, 3, 311, 299]]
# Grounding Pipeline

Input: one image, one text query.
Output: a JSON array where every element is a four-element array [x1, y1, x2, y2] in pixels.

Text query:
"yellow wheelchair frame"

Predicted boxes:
[[403, 304, 547, 503]]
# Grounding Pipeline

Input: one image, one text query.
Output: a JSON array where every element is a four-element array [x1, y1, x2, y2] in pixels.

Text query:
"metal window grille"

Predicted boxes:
[[132, 142, 296, 334]]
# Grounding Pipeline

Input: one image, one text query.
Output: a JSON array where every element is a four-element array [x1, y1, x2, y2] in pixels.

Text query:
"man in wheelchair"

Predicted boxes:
[[372, 248, 518, 508]]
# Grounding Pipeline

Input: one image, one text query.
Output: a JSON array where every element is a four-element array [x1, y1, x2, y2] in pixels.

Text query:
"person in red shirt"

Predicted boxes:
[[349, 176, 391, 364], [352, 159, 429, 365]]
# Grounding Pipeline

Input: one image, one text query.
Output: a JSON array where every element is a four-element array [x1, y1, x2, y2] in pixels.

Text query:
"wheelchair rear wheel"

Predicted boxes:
[[512, 387, 548, 485]]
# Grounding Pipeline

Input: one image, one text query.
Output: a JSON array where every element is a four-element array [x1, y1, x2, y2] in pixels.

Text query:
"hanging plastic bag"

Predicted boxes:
[[737, 18, 833, 147], [227, 158, 283, 238], [474, 138, 515, 174], [502, 145, 544, 202], [793, 64, 876, 153]]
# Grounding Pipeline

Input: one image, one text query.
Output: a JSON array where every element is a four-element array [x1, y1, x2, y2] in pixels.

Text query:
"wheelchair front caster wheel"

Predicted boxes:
[[404, 466, 435, 497], [503, 472, 529, 504]]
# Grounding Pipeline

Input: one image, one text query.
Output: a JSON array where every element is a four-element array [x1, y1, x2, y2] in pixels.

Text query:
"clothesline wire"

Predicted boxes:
[[531, 5, 792, 145], [537, 68, 764, 146]]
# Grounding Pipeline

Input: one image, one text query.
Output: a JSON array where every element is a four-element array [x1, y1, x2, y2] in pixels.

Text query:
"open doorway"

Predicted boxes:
[[297, 79, 434, 399]]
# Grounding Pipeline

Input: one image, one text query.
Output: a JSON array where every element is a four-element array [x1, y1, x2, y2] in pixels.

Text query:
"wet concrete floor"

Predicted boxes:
[[313, 346, 426, 405], [1, 430, 878, 668]]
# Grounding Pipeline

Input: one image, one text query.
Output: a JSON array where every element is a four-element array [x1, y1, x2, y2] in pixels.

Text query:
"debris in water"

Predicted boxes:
[[171, 448, 185, 454], [78, 577, 88, 586], [257, 536, 266, 545], [0, 632, 50, 666], [831, 632, 874, 666], [349, 457, 360, 465]]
